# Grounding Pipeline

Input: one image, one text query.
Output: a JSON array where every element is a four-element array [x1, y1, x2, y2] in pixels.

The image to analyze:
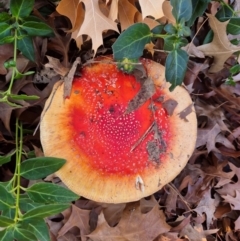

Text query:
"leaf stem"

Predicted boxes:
[[13, 118, 23, 223]]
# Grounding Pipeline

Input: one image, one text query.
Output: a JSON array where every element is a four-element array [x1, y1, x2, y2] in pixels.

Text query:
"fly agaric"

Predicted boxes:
[[40, 56, 197, 203]]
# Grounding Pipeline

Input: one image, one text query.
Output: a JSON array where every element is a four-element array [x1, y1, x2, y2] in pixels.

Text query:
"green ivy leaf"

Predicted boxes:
[[0, 216, 15, 227], [13, 227, 37, 241], [187, 0, 210, 26], [170, 0, 192, 23], [26, 182, 79, 203], [10, 0, 34, 18], [112, 23, 152, 61], [0, 183, 15, 210], [0, 228, 14, 241], [227, 18, 240, 35], [17, 30, 35, 62], [22, 204, 70, 220], [230, 64, 240, 75], [20, 157, 66, 180], [165, 49, 189, 91], [20, 21, 53, 37]]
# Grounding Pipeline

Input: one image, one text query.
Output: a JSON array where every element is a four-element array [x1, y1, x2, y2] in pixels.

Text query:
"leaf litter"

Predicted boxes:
[[2, 0, 240, 241]]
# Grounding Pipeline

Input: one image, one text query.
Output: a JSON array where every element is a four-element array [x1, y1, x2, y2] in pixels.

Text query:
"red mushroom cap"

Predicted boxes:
[[40, 56, 197, 203]]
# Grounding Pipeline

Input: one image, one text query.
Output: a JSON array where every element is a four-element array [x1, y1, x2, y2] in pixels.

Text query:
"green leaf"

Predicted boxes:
[[19, 196, 43, 212], [10, 0, 34, 18], [0, 152, 13, 165], [164, 36, 188, 51], [26, 182, 79, 203], [1, 206, 15, 219], [216, 4, 233, 20], [20, 218, 50, 241], [0, 12, 11, 22], [0, 23, 12, 38], [227, 18, 240, 35], [0, 183, 15, 210], [0, 36, 14, 45], [17, 30, 35, 62], [13, 227, 37, 241], [187, 0, 210, 26], [20, 21, 53, 37], [14, 70, 35, 79], [10, 94, 39, 101], [203, 30, 213, 44], [170, 0, 192, 22], [22, 204, 70, 220], [0, 216, 15, 227], [20, 157, 66, 180], [164, 24, 177, 34], [165, 49, 189, 91], [112, 23, 152, 61], [0, 228, 14, 241], [230, 64, 240, 75]]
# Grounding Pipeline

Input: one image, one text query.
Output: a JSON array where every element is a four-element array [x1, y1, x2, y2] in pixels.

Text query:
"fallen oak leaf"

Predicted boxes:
[[197, 14, 240, 73], [87, 203, 170, 241], [58, 204, 91, 241], [222, 190, 240, 210], [138, 0, 165, 20], [76, 0, 119, 54], [45, 56, 70, 77]]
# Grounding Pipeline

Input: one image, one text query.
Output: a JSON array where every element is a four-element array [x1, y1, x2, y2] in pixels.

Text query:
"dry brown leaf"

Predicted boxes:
[[87, 203, 170, 241], [0, 44, 14, 75], [118, 0, 138, 30], [182, 43, 205, 58], [56, 0, 84, 31], [234, 216, 240, 231], [162, 1, 175, 24], [217, 163, 240, 197], [76, 0, 119, 54], [138, 0, 165, 20], [197, 14, 240, 72], [108, 0, 119, 21], [58, 204, 91, 241], [194, 189, 220, 228], [222, 191, 240, 210], [45, 56, 70, 76]]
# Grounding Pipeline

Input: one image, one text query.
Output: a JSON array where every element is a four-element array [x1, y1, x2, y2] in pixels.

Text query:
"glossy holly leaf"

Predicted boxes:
[[20, 22, 53, 37], [170, 0, 192, 23], [26, 182, 79, 203], [10, 0, 34, 18], [17, 29, 35, 62], [113, 23, 152, 61], [20, 157, 66, 180], [13, 227, 37, 241], [22, 204, 70, 220], [165, 49, 189, 91]]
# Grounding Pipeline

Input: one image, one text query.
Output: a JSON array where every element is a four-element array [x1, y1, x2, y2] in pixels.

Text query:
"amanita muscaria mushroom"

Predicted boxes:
[[40, 56, 197, 203]]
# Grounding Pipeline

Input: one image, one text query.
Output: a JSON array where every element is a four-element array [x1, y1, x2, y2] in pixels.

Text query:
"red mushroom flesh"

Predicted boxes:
[[40, 57, 197, 203]]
